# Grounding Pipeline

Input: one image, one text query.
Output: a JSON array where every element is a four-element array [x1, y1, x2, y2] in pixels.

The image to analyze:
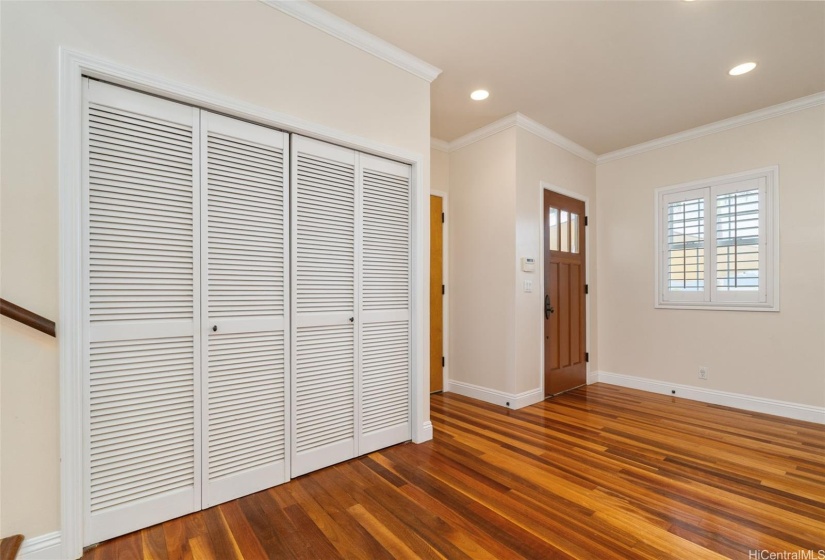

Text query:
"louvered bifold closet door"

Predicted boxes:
[[291, 136, 357, 477], [359, 155, 412, 454], [201, 113, 289, 507], [82, 79, 201, 545]]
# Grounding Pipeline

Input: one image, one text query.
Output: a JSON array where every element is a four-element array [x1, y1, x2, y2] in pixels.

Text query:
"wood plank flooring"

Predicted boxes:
[[84, 384, 825, 559]]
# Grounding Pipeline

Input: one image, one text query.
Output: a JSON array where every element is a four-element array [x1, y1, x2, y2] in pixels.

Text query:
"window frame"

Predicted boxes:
[[654, 166, 779, 312]]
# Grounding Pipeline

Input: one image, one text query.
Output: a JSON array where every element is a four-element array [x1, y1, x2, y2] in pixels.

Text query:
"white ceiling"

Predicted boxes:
[[313, 1, 825, 155]]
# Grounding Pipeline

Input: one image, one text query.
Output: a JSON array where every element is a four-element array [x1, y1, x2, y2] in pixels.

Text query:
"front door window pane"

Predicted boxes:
[[560, 210, 569, 252], [549, 207, 559, 251], [571, 213, 579, 254]]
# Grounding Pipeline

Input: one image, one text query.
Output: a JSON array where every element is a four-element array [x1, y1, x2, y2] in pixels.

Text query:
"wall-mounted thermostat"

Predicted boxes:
[[521, 257, 536, 272]]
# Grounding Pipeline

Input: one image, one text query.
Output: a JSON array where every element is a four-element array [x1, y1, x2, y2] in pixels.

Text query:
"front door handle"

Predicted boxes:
[[545, 294, 555, 319]]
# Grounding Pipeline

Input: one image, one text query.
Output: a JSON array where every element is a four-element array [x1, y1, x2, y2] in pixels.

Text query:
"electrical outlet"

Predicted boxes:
[[698, 366, 708, 380]]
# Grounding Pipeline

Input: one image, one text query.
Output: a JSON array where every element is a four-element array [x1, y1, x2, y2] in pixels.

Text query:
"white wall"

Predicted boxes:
[[596, 106, 825, 407], [448, 129, 517, 393], [0, 0, 430, 540], [431, 147, 450, 193], [515, 129, 597, 394], [446, 127, 597, 399]]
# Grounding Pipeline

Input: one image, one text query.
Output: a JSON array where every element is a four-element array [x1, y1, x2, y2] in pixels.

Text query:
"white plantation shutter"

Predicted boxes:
[[660, 188, 709, 303], [710, 178, 767, 304], [83, 79, 200, 545], [657, 168, 777, 310], [359, 155, 411, 453], [201, 112, 289, 506], [291, 136, 357, 476]]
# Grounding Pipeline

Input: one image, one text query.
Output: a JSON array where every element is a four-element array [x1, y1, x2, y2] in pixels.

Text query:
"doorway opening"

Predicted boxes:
[[429, 192, 446, 393]]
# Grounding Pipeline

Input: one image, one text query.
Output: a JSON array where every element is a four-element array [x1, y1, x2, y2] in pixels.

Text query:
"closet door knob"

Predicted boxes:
[[349, 317, 354, 323], [212, 325, 218, 332]]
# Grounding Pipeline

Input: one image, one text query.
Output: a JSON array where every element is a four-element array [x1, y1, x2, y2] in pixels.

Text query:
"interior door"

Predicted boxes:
[[358, 154, 412, 454], [83, 78, 201, 545], [291, 136, 357, 477], [429, 194, 444, 393], [543, 190, 586, 396], [201, 112, 289, 507]]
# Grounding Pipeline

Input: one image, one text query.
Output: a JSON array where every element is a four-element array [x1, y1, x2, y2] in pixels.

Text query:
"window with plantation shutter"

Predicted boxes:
[[83, 78, 200, 545], [656, 167, 778, 311], [201, 112, 289, 507]]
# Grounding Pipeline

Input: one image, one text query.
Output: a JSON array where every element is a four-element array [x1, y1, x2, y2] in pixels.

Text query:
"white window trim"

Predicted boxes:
[[654, 166, 779, 312]]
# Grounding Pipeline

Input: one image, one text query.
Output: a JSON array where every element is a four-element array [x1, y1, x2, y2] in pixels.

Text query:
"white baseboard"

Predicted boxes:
[[414, 420, 433, 443], [446, 380, 543, 410], [18, 531, 62, 560], [586, 370, 599, 385], [511, 388, 543, 409], [595, 371, 825, 424]]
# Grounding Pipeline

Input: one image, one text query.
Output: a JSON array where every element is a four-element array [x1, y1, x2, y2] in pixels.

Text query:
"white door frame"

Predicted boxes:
[[430, 190, 449, 392], [538, 182, 591, 397], [59, 48, 430, 559]]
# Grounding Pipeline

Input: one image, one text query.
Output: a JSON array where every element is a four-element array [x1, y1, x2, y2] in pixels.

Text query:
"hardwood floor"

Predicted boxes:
[[84, 384, 825, 559]]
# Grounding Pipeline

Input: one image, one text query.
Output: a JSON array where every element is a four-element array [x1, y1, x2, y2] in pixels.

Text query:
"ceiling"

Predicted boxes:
[[313, 1, 825, 155]]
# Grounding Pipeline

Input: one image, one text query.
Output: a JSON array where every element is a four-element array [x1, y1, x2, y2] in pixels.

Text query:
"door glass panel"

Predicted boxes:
[[571, 213, 579, 254], [560, 210, 569, 252], [548, 207, 559, 251]]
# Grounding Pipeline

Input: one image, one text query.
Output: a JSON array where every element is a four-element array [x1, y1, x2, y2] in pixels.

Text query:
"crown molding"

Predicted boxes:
[[514, 113, 597, 163], [446, 113, 519, 153], [598, 91, 825, 164], [262, 0, 442, 83], [430, 137, 450, 152], [442, 113, 597, 164]]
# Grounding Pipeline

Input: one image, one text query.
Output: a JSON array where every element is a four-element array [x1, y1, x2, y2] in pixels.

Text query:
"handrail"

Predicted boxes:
[[0, 299, 56, 337]]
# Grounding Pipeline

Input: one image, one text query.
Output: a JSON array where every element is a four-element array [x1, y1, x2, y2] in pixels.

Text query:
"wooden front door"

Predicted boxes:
[[429, 195, 444, 392], [544, 190, 586, 396]]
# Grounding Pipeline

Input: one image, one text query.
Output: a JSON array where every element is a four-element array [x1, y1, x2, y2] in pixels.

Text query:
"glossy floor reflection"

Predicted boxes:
[[84, 384, 825, 559]]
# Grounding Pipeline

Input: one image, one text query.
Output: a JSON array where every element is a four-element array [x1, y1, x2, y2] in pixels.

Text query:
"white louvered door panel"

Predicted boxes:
[[201, 112, 290, 507], [291, 136, 357, 477], [83, 79, 201, 546], [358, 155, 412, 454]]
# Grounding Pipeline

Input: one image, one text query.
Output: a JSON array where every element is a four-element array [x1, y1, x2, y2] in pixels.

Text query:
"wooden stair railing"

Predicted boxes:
[[0, 299, 56, 337], [0, 534, 24, 560]]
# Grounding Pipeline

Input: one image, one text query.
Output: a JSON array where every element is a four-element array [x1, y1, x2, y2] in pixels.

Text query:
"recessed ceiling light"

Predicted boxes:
[[470, 89, 489, 101], [729, 62, 757, 76]]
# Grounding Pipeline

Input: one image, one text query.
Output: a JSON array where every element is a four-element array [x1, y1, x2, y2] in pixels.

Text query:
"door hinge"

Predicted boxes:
[[584, 284, 589, 295], [584, 216, 588, 226], [585, 352, 589, 363], [442, 284, 445, 295], [442, 356, 445, 367], [442, 212, 445, 223]]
